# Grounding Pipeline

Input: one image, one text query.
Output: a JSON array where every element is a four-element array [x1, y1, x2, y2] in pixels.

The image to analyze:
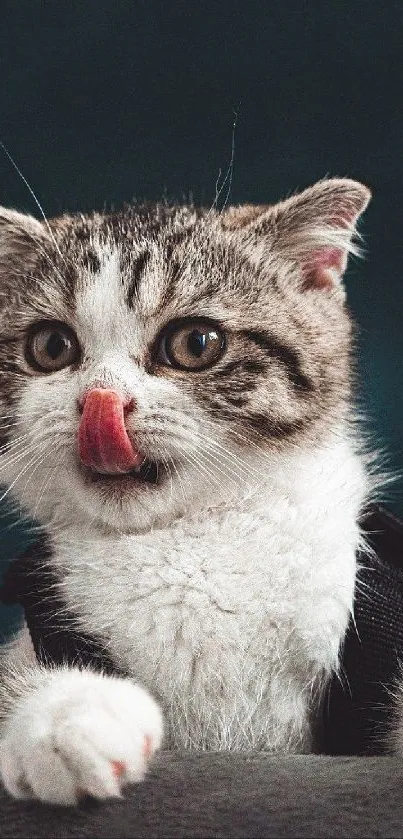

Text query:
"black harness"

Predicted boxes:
[[1, 505, 403, 755], [323, 505, 403, 755], [0, 534, 122, 677]]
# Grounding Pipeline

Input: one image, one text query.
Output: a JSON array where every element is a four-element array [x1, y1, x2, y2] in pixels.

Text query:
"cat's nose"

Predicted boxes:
[[77, 388, 142, 474]]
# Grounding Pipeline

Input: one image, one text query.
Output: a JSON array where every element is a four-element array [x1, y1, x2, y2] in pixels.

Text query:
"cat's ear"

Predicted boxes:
[[223, 178, 371, 290], [0, 207, 45, 261]]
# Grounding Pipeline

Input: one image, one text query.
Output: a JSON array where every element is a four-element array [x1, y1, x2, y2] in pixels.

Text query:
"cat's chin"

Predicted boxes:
[[78, 469, 187, 534]]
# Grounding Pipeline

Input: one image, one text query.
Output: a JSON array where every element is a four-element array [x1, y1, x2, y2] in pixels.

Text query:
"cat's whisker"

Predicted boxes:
[[0, 433, 33, 455], [183, 448, 240, 499], [0, 447, 51, 504], [168, 456, 188, 508], [178, 448, 225, 494], [138, 423, 267, 490], [0, 424, 36, 440], [200, 413, 287, 465], [200, 441, 273, 495], [0, 423, 25, 434], [158, 454, 173, 505], [0, 437, 54, 466], [19, 446, 55, 510], [31, 461, 63, 521], [153, 417, 267, 491], [1, 508, 39, 533], [193, 441, 249, 491], [195, 444, 242, 497], [161, 455, 174, 506], [200, 436, 261, 483], [0, 444, 41, 475], [0, 413, 27, 423]]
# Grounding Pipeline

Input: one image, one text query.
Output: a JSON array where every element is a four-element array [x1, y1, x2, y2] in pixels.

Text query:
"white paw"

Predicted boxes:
[[0, 668, 163, 806]]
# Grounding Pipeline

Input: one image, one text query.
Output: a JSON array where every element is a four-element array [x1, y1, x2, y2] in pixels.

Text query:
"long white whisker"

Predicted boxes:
[[194, 440, 245, 488], [31, 459, 60, 520], [0, 432, 33, 455], [0, 443, 40, 474], [0, 449, 49, 504], [168, 455, 188, 507], [19, 445, 54, 508], [182, 448, 239, 499]]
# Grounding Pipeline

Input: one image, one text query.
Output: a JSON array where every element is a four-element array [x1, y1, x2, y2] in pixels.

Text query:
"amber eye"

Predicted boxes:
[[25, 321, 81, 373], [158, 319, 225, 371]]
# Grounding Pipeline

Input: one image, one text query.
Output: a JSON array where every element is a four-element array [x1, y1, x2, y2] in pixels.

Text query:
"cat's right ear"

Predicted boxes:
[[0, 209, 47, 284], [0, 207, 45, 255]]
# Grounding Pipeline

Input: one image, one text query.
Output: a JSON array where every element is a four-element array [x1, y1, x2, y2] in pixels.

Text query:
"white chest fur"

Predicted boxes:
[[50, 436, 367, 752]]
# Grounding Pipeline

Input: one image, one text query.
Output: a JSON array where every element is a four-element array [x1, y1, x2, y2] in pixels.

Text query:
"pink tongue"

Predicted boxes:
[[78, 388, 143, 474]]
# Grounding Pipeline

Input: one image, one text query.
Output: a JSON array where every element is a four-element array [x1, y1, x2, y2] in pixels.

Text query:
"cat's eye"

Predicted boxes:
[[25, 321, 81, 373], [158, 319, 225, 371]]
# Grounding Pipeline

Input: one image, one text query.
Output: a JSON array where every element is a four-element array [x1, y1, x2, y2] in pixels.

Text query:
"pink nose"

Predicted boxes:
[[78, 388, 143, 474]]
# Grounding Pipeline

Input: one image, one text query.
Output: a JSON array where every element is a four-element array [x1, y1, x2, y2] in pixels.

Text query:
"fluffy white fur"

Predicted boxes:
[[49, 433, 366, 751], [0, 426, 366, 803]]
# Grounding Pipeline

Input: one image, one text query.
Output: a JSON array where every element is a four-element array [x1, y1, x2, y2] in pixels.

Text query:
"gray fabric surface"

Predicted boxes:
[[0, 753, 402, 839]]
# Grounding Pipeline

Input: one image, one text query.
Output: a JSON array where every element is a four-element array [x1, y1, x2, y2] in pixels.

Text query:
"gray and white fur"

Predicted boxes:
[[0, 178, 394, 805]]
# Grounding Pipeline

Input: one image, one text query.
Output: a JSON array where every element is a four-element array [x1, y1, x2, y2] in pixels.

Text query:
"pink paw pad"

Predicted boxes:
[[111, 759, 126, 778], [142, 735, 152, 758]]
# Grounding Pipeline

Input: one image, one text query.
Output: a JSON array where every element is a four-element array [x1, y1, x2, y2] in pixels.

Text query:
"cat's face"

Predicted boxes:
[[0, 179, 370, 532]]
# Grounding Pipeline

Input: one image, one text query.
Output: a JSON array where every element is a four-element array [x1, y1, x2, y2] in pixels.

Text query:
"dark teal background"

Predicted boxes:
[[0, 1, 402, 639]]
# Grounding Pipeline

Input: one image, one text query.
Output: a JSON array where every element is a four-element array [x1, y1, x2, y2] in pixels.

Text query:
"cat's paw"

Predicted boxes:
[[0, 668, 163, 806]]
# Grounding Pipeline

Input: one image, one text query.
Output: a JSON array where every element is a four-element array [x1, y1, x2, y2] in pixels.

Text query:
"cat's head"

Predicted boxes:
[[0, 178, 370, 532]]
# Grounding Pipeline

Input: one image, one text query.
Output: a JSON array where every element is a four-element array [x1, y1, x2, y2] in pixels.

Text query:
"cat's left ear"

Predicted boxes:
[[0, 207, 45, 250], [222, 178, 371, 290], [0, 208, 48, 282]]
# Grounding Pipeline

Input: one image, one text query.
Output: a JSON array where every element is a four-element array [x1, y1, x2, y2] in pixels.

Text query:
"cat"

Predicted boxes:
[[0, 177, 385, 806]]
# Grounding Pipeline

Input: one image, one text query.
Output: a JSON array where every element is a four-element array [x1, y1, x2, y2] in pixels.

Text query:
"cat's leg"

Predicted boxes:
[[0, 629, 163, 806]]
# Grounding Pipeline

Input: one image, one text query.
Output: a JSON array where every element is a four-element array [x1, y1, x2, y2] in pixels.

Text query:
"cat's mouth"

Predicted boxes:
[[81, 457, 162, 488]]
